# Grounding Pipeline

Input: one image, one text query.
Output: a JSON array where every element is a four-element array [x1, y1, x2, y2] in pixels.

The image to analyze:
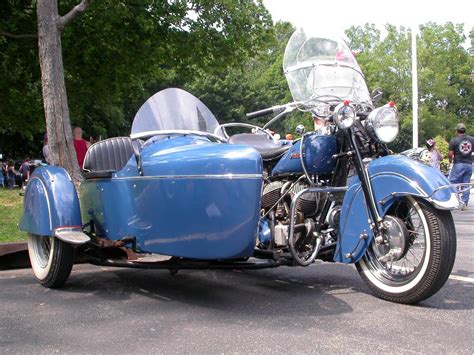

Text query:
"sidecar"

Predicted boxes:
[[20, 88, 276, 287]]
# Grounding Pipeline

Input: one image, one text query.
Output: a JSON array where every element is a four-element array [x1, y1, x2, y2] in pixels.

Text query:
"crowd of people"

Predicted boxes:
[[1, 126, 91, 189]]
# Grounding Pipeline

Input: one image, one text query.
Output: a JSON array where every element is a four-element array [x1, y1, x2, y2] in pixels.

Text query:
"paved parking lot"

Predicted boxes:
[[1, 208, 473, 354]]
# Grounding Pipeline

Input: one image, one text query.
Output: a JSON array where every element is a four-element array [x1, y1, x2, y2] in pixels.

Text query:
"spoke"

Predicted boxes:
[[407, 249, 420, 265], [367, 197, 429, 281], [407, 229, 423, 235]]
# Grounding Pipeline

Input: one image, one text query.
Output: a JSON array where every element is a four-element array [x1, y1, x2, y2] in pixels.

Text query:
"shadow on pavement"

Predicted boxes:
[[57, 266, 357, 319]]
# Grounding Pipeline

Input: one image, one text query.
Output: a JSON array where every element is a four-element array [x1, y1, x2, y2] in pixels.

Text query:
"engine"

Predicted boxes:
[[261, 180, 323, 216], [259, 179, 328, 248]]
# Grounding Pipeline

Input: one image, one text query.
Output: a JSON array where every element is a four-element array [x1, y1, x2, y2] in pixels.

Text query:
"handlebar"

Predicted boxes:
[[246, 105, 286, 119]]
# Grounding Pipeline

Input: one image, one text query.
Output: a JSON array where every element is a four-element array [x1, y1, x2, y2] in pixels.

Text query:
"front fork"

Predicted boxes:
[[347, 129, 385, 244]]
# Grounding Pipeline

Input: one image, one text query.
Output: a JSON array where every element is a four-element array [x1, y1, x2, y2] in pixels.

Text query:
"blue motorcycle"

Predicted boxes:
[[20, 28, 461, 304]]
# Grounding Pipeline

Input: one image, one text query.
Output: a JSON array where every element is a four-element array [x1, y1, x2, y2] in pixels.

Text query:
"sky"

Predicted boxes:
[[263, 0, 473, 45]]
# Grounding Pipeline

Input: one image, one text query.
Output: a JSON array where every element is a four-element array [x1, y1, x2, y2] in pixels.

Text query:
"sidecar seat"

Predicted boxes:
[[83, 137, 134, 179], [228, 133, 290, 161]]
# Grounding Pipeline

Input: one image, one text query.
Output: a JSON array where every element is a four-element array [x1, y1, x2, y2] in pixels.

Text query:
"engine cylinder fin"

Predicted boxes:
[[262, 181, 284, 209]]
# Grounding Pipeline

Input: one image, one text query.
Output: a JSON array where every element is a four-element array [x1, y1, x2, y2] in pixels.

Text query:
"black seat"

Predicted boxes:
[[83, 137, 134, 179], [228, 133, 290, 161]]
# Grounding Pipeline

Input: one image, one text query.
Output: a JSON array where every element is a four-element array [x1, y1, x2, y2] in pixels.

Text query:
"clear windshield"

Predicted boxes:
[[131, 88, 221, 135], [283, 28, 371, 107]]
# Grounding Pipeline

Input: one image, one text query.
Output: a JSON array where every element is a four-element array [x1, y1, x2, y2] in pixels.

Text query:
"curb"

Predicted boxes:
[[0, 242, 28, 257], [0, 242, 30, 270]]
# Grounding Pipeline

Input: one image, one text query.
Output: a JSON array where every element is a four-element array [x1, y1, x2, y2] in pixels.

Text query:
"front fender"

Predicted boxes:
[[335, 155, 458, 263], [19, 166, 82, 236]]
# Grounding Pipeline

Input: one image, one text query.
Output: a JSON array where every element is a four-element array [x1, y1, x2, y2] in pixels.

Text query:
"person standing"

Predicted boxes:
[[425, 138, 443, 170], [73, 126, 91, 169], [0, 160, 5, 187], [42, 133, 51, 164], [19, 157, 31, 187], [448, 123, 473, 210], [6, 160, 17, 189]]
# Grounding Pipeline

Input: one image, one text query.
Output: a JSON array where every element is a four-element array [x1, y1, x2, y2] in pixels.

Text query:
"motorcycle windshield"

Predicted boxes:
[[283, 28, 371, 106], [131, 88, 221, 136]]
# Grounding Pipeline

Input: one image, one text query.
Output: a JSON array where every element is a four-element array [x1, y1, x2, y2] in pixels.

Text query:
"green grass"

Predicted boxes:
[[0, 188, 27, 243]]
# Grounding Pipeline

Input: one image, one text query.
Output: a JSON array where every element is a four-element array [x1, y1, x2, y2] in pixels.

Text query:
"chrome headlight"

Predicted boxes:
[[366, 107, 400, 143], [333, 101, 356, 129]]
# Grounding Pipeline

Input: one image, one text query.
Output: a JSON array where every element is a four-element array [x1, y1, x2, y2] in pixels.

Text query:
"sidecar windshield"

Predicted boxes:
[[131, 88, 221, 136], [283, 28, 371, 106]]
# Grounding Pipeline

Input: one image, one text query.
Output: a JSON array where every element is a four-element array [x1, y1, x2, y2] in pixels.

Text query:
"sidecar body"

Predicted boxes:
[[20, 88, 264, 260]]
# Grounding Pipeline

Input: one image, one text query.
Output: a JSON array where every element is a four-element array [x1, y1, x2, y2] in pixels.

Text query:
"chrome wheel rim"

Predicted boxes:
[[31, 235, 52, 268], [364, 198, 427, 286]]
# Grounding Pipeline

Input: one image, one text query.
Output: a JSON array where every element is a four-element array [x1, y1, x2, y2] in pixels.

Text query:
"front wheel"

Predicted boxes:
[[356, 197, 456, 304], [28, 234, 75, 288]]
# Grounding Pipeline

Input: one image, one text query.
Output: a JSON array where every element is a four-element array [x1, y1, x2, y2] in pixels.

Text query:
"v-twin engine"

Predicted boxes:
[[261, 180, 322, 216]]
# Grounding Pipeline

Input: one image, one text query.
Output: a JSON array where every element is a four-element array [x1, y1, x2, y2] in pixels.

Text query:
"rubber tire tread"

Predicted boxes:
[[39, 238, 74, 288]]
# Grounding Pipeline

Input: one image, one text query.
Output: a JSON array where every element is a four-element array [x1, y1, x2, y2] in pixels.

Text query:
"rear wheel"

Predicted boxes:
[[28, 234, 75, 288], [356, 197, 456, 304]]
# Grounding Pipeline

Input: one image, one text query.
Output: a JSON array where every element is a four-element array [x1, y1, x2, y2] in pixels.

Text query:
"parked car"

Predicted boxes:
[[399, 148, 449, 177], [16, 159, 47, 188], [399, 147, 426, 161]]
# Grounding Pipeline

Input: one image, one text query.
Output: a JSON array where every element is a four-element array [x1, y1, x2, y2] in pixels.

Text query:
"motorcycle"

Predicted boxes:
[[20, 28, 462, 304]]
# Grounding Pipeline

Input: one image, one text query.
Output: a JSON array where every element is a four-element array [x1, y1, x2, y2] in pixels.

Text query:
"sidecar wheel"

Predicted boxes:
[[28, 234, 74, 288], [356, 197, 456, 304]]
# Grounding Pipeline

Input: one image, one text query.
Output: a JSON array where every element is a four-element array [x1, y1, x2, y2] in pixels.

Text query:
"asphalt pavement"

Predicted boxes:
[[1, 208, 473, 354]]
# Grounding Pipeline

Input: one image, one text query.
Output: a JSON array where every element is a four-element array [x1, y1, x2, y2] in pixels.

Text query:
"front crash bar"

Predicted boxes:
[[288, 186, 348, 266], [379, 182, 472, 207]]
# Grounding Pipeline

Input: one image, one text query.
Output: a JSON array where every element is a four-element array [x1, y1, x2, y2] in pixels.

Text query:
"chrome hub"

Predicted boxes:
[[373, 215, 409, 263]]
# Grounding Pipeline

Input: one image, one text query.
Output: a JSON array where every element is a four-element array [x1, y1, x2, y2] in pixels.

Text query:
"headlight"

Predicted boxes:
[[333, 101, 356, 129], [366, 107, 399, 143]]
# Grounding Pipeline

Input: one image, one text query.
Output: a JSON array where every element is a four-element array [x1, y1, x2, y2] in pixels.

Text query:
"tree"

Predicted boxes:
[[1, 1, 273, 164], [37, 0, 91, 183], [346, 23, 473, 152], [186, 21, 299, 134]]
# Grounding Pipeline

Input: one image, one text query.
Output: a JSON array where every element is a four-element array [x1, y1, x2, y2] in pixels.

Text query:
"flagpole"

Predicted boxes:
[[411, 25, 418, 148]]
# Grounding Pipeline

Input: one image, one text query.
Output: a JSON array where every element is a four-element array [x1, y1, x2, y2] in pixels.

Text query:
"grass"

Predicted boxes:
[[0, 188, 27, 243]]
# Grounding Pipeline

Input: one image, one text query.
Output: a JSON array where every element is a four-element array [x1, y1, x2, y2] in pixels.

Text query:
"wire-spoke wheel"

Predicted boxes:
[[28, 234, 75, 288], [356, 196, 456, 304]]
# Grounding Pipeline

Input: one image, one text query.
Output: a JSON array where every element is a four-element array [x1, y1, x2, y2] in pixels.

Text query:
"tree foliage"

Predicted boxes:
[[346, 23, 473, 151], [1, 2, 472, 158], [0, 0, 273, 157]]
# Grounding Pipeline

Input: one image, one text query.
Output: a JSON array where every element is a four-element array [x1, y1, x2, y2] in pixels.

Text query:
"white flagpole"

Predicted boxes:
[[411, 25, 419, 148]]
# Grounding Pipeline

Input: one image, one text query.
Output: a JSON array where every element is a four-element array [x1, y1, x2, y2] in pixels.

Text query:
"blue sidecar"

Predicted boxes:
[[20, 89, 269, 284]]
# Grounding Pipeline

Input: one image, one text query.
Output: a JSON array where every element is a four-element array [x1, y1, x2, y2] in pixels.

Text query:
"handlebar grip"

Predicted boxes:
[[246, 106, 283, 119]]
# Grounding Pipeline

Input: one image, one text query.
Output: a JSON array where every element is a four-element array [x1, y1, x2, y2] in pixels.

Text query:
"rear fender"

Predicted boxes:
[[19, 166, 82, 237], [335, 155, 458, 263]]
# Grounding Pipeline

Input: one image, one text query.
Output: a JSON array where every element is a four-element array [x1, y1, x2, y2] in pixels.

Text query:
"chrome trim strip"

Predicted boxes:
[[374, 172, 463, 210], [130, 130, 227, 143], [85, 173, 264, 181], [372, 171, 428, 198]]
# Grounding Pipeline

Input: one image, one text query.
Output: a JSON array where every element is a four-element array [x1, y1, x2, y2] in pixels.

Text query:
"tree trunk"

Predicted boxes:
[[37, 0, 83, 183]]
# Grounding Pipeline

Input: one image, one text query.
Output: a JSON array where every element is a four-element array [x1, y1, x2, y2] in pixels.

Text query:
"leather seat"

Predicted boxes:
[[228, 133, 290, 161], [83, 137, 134, 179]]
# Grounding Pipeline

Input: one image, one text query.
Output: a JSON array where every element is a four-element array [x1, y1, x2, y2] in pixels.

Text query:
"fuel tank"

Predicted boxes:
[[272, 133, 337, 176], [79, 135, 263, 260]]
